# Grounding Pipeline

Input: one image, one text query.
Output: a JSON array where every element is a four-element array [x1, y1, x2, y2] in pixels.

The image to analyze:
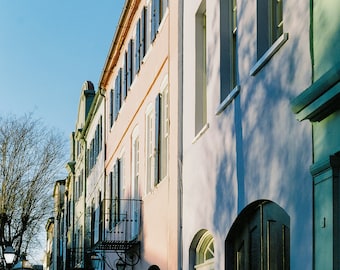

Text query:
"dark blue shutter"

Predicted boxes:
[[141, 7, 146, 58], [135, 19, 141, 74], [99, 191, 103, 241], [151, 0, 155, 41], [110, 89, 114, 127], [129, 40, 134, 87], [118, 68, 125, 102], [99, 116, 102, 152], [94, 125, 98, 158], [117, 159, 121, 222], [154, 93, 161, 185], [113, 160, 120, 224], [151, 0, 160, 41], [114, 74, 121, 120], [109, 171, 113, 229], [126, 47, 131, 90], [122, 58, 127, 99]]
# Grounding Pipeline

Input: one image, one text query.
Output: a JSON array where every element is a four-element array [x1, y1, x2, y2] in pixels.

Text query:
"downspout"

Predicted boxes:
[[99, 87, 107, 233], [99, 88, 107, 268], [177, 0, 184, 269]]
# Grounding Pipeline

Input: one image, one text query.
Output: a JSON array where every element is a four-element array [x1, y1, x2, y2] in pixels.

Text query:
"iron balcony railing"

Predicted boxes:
[[94, 199, 142, 251]]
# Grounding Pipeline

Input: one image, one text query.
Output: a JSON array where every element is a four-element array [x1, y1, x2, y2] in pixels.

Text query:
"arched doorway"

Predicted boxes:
[[226, 200, 290, 270]]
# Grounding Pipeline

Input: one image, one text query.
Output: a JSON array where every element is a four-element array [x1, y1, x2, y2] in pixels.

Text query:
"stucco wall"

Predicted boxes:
[[182, 0, 312, 269]]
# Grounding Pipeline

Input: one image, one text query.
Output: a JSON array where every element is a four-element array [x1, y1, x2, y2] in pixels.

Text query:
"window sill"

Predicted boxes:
[[142, 43, 152, 65], [158, 8, 169, 34], [216, 85, 240, 115], [192, 123, 209, 144], [250, 33, 289, 76]]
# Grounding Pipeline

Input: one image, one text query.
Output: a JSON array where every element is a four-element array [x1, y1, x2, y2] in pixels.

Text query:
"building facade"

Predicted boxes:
[[291, 0, 340, 269], [47, 1, 181, 269], [97, 0, 181, 269], [44, 218, 54, 270], [182, 0, 312, 269], [50, 180, 66, 270], [45, 0, 340, 269]]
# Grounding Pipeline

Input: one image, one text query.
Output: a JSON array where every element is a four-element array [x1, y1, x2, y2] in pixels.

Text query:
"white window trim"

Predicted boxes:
[[131, 125, 140, 198], [157, 6, 169, 35], [145, 104, 154, 195], [160, 75, 169, 182], [117, 149, 126, 201], [216, 85, 240, 115], [250, 32, 289, 76], [192, 123, 209, 144]]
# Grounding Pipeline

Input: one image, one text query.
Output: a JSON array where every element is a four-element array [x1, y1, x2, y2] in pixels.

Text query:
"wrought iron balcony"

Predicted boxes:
[[94, 199, 142, 251]]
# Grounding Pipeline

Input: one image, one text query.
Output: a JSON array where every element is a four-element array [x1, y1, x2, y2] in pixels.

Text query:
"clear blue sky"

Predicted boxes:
[[0, 0, 125, 264], [0, 0, 125, 138]]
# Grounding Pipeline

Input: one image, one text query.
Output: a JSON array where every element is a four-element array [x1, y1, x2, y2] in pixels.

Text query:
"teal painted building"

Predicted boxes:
[[292, 0, 340, 269]]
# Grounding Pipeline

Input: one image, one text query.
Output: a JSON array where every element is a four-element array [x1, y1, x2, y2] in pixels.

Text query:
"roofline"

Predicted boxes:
[[99, 0, 141, 88]]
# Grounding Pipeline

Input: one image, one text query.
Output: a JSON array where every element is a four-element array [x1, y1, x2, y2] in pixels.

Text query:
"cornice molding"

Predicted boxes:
[[291, 62, 340, 122]]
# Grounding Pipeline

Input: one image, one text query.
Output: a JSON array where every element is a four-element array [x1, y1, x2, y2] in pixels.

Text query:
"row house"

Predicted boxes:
[[292, 0, 340, 269], [44, 217, 54, 270], [47, 0, 181, 269], [45, 180, 65, 270], [98, 0, 180, 268], [46, 0, 340, 269], [182, 0, 313, 269]]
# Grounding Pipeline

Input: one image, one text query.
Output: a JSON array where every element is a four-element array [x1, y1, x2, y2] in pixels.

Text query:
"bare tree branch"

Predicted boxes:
[[0, 113, 66, 257]]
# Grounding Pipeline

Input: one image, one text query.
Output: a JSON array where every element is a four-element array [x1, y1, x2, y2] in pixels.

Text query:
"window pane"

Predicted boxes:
[[195, 3, 207, 134]]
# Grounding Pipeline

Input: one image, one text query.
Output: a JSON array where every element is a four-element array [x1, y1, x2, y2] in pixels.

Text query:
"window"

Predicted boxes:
[[123, 56, 127, 100], [132, 129, 140, 200], [98, 192, 103, 241], [220, 0, 238, 102], [127, 40, 134, 90], [154, 83, 169, 184], [151, 0, 159, 42], [75, 169, 84, 201], [250, 0, 287, 75], [257, 0, 283, 59], [91, 199, 95, 246], [190, 230, 215, 270], [226, 200, 290, 270], [135, 7, 148, 74], [131, 129, 140, 238], [141, 7, 148, 58], [151, 0, 168, 42], [110, 158, 123, 228], [160, 79, 169, 180], [86, 117, 103, 173], [99, 116, 103, 153], [146, 1, 152, 47], [135, 19, 141, 74], [110, 89, 114, 127], [116, 68, 123, 103], [145, 106, 154, 194], [154, 94, 160, 184], [195, 1, 207, 135], [114, 73, 121, 120]]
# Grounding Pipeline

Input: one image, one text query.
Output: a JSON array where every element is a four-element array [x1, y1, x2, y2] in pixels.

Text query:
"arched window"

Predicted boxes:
[[226, 200, 290, 270], [190, 230, 215, 270]]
